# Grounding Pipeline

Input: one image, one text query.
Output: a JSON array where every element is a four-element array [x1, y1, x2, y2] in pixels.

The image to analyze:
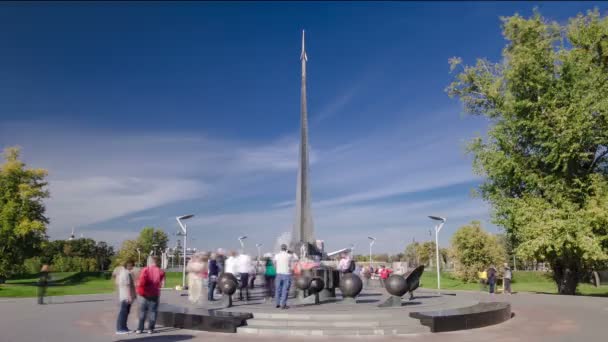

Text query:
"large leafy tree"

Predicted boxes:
[[0, 147, 49, 279], [448, 10, 608, 294], [113, 227, 169, 267], [451, 221, 506, 282]]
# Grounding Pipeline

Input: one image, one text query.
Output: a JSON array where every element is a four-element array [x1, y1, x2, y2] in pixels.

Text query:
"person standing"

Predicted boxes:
[[361, 266, 371, 288], [208, 253, 219, 301], [236, 252, 252, 301], [136, 256, 165, 334], [503, 263, 512, 295], [37, 264, 50, 305], [264, 256, 276, 300], [225, 251, 238, 275], [274, 244, 298, 309], [487, 265, 497, 295], [115, 260, 135, 335]]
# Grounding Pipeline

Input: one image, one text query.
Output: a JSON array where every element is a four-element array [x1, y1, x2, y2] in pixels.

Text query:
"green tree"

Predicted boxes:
[[451, 221, 506, 282], [0, 147, 49, 279], [113, 227, 169, 268], [447, 10, 608, 294], [404, 242, 421, 267]]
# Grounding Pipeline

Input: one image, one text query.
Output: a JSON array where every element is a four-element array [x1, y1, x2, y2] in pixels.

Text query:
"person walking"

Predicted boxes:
[[487, 265, 497, 295], [274, 244, 298, 309], [208, 253, 219, 301], [503, 263, 512, 295], [136, 256, 165, 334], [361, 266, 371, 288], [37, 264, 50, 305], [115, 260, 135, 335], [264, 256, 276, 300], [379, 265, 391, 288], [236, 252, 252, 301]]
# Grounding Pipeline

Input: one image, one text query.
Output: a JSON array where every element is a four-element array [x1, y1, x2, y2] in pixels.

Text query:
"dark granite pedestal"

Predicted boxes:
[[409, 302, 511, 332], [156, 303, 253, 333]]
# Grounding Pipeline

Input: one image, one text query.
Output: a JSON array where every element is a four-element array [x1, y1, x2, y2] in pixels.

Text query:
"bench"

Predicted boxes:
[[156, 303, 253, 333], [409, 302, 511, 332]]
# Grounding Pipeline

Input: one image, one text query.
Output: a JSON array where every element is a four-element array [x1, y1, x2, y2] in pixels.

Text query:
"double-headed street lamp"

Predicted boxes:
[[368, 237, 376, 268], [176, 214, 195, 289], [428, 215, 447, 290]]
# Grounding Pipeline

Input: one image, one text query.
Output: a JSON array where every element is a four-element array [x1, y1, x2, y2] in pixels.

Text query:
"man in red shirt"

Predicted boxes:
[[136, 256, 165, 334], [379, 265, 392, 288]]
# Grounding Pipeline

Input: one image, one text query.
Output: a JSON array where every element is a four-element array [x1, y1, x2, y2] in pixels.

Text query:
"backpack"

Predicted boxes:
[[265, 263, 276, 277]]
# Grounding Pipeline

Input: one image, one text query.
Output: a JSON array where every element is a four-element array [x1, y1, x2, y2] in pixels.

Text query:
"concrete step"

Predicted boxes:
[[249, 312, 411, 320], [237, 326, 429, 336], [245, 318, 423, 328]]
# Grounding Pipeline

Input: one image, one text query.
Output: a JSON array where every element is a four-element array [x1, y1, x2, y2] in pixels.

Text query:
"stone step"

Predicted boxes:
[[249, 311, 413, 320], [245, 318, 423, 328], [237, 326, 429, 336]]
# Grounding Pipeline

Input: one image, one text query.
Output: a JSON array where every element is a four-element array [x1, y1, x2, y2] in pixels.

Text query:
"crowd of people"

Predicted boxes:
[[479, 263, 513, 295]]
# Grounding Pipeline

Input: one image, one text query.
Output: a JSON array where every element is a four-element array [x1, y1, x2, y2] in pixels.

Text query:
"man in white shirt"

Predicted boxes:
[[273, 244, 298, 309], [224, 251, 238, 275], [236, 253, 252, 301]]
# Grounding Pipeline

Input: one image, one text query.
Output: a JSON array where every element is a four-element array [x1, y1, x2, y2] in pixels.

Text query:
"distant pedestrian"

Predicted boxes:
[[361, 266, 371, 287], [136, 256, 165, 334], [115, 260, 136, 335], [236, 252, 252, 301], [37, 264, 50, 305], [478, 270, 488, 292], [487, 265, 497, 295], [208, 253, 219, 301], [338, 252, 355, 274], [264, 256, 276, 299], [274, 244, 298, 309], [379, 265, 392, 288], [503, 263, 512, 295], [225, 251, 238, 275]]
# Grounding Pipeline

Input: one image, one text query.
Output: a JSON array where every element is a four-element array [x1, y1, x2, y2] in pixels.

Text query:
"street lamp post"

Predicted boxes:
[[238, 236, 247, 253], [176, 214, 195, 289], [255, 243, 262, 261], [136, 248, 141, 267], [428, 216, 447, 290], [368, 237, 376, 269]]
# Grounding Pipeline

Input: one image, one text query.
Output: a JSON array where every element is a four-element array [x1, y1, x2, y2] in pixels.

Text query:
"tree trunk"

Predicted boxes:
[[552, 259, 580, 295]]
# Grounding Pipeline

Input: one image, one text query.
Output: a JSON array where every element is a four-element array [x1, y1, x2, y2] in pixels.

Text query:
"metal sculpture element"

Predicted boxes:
[[296, 276, 312, 291], [339, 273, 363, 304], [379, 266, 426, 308], [385, 274, 408, 297], [309, 278, 324, 294], [217, 273, 238, 308], [291, 30, 315, 255]]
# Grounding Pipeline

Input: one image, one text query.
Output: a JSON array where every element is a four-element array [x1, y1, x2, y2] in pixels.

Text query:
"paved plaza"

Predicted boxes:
[[1, 288, 607, 342]]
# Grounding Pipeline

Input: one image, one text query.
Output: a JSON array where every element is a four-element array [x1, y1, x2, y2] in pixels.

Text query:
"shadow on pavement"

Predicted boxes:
[[115, 333, 194, 342]]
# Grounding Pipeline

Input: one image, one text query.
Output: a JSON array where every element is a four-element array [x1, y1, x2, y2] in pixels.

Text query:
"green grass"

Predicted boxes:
[[420, 270, 608, 296], [0, 271, 184, 298], [2, 270, 608, 297]]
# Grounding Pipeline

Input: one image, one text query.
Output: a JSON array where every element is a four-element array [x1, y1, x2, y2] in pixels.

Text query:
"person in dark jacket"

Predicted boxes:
[[38, 264, 50, 305], [487, 265, 497, 294], [208, 253, 219, 301]]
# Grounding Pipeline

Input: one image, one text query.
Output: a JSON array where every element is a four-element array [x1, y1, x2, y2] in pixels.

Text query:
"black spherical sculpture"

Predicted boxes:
[[339, 273, 363, 298], [295, 276, 311, 291], [385, 274, 409, 297], [218, 273, 238, 296], [309, 278, 325, 294]]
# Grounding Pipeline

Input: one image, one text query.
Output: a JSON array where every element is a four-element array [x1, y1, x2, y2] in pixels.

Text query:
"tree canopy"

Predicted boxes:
[[114, 227, 169, 267], [0, 147, 49, 279], [447, 9, 608, 294], [451, 221, 506, 282]]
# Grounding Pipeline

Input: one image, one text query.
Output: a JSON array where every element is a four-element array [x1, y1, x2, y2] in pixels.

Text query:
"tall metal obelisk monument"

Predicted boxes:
[[292, 30, 316, 256]]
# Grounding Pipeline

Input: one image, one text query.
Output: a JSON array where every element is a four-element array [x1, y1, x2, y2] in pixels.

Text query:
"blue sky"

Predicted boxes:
[[1, 2, 605, 254]]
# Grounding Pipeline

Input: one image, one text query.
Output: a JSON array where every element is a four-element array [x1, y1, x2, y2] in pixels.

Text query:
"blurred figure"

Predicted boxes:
[[225, 251, 238, 275], [274, 244, 298, 309], [338, 252, 355, 274], [503, 263, 512, 295], [478, 269, 488, 292], [487, 265, 497, 295], [264, 255, 276, 300], [186, 253, 208, 304], [208, 253, 219, 301], [361, 266, 372, 287], [115, 260, 135, 335], [136, 256, 165, 334], [236, 252, 252, 301], [37, 264, 50, 305], [379, 265, 392, 288]]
